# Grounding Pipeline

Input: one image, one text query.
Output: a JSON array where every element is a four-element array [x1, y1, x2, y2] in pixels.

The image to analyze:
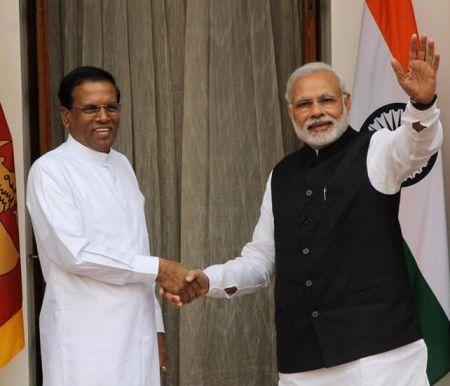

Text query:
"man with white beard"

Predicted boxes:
[[167, 34, 442, 385]]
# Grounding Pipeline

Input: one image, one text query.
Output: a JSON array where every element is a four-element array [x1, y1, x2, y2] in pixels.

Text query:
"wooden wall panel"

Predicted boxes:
[[102, 0, 133, 160]]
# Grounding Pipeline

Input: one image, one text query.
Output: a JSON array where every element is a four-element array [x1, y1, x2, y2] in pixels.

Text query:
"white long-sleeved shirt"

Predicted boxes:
[[204, 102, 442, 385], [27, 135, 164, 386]]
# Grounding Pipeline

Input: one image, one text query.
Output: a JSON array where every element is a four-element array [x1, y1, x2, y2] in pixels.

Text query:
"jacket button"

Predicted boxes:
[[305, 189, 313, 197], [311, 311, 319, 318], [303, 218, 310, 225], [305, 280, 312, 287], [302, 248, 310, 255]]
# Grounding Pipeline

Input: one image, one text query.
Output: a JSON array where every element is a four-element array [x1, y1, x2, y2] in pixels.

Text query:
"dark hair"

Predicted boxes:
[[57, 66, 121, 109]]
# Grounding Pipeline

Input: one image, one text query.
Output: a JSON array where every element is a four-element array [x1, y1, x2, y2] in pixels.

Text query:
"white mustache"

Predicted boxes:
[[305, 117, 336, 130]]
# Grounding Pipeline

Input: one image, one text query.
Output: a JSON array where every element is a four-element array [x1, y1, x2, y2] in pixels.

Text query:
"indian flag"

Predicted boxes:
[[349, 0, 450, 383], [0, 102, 24, 367]]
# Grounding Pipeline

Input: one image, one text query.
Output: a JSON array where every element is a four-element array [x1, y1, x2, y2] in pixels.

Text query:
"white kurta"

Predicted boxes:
[[27, 135, 163, 386], [205, 102, 442, 386]]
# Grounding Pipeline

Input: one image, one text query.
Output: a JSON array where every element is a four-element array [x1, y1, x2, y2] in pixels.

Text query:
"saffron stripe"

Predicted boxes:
[[367, 0, 418, 69]]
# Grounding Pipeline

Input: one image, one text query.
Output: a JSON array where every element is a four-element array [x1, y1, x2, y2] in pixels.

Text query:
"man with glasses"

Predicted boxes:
[[27, 66, 190, 386], [167, 34, 442, 385]]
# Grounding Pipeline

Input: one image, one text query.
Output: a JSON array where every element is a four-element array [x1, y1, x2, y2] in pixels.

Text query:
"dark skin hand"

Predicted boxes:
[[157, 332, 168, 374], [160, 269, 210, 308], [156, 258, 191, 304]]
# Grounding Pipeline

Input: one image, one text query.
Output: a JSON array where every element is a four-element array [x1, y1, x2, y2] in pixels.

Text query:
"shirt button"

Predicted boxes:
[[311, 311, 319, 318], [305, 280, 312, 287], [303, 218, 310, 225], [302, 248, 310, 255], [305, 189, 313, 197]]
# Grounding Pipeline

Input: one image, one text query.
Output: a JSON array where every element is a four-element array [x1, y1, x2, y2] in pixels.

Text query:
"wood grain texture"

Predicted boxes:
[[180, 0, 210, 383], [270, 0, 303, 154], [81, 0, 103, 66], [102, 0, 133, 160]]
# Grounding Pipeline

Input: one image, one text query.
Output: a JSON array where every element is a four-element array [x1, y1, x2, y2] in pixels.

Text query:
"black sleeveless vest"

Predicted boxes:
[[271, 128, 421, 373]]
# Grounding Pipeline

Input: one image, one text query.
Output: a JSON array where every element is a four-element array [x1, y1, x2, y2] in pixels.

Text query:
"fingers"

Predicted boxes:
[[409, 33, 418, 60], [186, 269, 199, 282], [158, 264, 209, 308], [417, 34, 427, 61], [186, 269, 209, 296], [433, 53, 440, 72], [411, 33, 439, 70], [164, 291, 183, 308], [426, 38, 435, 64], [390, 58, 404, 80], [189, 279, 202, 297], [179, 284, 196, 304]]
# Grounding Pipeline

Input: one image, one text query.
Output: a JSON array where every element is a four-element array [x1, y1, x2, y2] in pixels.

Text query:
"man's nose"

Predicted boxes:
[[310, 99, 324, 117], [96, 106, 111, 121]]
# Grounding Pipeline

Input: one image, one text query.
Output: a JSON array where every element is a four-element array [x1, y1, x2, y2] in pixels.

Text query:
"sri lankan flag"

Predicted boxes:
[[0, 102, 24, 367]]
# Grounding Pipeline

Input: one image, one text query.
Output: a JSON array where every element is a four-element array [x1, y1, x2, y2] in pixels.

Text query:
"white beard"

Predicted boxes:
[[292, 108, 349, 149]]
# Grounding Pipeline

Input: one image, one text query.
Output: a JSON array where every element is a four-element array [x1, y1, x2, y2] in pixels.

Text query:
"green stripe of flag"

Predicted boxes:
[[404, 242, 450, 384]]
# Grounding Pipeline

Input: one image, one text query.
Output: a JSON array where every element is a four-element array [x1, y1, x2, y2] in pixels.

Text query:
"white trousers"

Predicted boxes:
[[278, 340, 429, 386]]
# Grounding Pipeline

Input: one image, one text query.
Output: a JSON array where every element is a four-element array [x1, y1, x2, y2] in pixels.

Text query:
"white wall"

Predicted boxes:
[[330, 1, 450, 385], [0, 0, 30, 385]]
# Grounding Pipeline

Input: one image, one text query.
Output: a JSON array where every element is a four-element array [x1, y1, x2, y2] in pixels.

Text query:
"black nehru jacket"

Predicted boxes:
[[271, 127, 422, 373]]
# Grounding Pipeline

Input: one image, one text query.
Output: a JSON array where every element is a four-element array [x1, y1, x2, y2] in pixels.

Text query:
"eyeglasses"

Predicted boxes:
[[292, 93, 345, 113], [73, 102, 121, 115]]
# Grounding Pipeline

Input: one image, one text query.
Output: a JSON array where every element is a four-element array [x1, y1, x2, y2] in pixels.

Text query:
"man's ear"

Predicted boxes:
[[288, 103, 293, 120], [344, 92, 352, 112], [60, 107, 70, 130]]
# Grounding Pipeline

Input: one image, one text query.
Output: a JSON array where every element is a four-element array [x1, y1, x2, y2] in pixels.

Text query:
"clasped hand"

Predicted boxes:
[[156, 259, 209, 307]]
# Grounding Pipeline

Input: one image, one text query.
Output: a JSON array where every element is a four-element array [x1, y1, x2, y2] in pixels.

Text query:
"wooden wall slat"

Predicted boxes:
[[165, 0, 186, 197], [247, 0, 284, 189], [149, 3, 182, 382], [102, 0, 133, 161], [179, 0, 210, 384], [81, 0, 103, 67], [61, 0, 82, 74], [270, 0, 303, 154], [126, 0, 161, 257]]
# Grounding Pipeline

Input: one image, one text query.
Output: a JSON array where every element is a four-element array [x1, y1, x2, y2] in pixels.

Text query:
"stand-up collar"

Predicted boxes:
[[303, 127, 358, 160], [65, 134, 111, 165]]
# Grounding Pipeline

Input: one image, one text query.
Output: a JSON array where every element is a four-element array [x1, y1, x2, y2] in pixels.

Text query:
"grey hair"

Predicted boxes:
[[284, 62, 347, 104]]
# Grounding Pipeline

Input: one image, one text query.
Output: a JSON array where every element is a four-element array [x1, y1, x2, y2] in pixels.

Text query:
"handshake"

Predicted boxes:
[[156, 258, 209, 307]]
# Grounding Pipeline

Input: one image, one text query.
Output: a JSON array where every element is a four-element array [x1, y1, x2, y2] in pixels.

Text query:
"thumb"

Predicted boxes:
[[186, 269, 200, 283], [159, 286, 165, 296]]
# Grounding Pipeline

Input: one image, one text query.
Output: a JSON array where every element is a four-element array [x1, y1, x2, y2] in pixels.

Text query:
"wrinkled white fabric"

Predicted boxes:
[[27, 135, 163, 386], [278, 340, 429, 386]]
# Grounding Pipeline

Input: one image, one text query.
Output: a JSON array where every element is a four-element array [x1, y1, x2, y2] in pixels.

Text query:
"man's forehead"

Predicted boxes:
[[72, 80, 116, 100], [293, 71, 340, 95]]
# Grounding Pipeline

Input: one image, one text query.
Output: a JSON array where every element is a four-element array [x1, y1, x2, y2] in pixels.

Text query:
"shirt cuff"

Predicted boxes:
[[403, 100, 440, 128], [155, 308, 165, 333], [129, 255, 159, 282], [204, 267, 233, 299]]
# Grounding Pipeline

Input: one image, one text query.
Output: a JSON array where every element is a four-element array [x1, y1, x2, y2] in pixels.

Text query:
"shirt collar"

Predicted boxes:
[[65, 134, 111, 165]]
